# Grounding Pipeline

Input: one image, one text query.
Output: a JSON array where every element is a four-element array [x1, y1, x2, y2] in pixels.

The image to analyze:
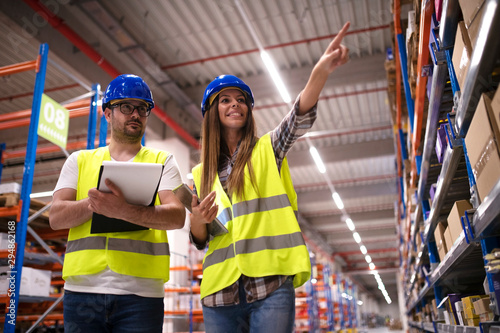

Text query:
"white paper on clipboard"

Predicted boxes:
[[98, 160, 163, 206]]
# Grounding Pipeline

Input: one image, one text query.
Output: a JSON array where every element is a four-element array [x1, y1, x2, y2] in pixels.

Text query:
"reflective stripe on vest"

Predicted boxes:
[[66, 236, 106, 253], [203, 231, 305, 270], [66, 237, 170, 256], [233, 194, 290, 218]]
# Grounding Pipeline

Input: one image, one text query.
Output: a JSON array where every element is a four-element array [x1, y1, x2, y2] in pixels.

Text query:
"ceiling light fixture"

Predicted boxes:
[[310, 146, 326, 173], [260, 51, 291, 103], [360, 245, 367, 254], [345, 217, 355, 231], [353, 232, 361, 243], [332, 192, 344, 209], [234, 0, 291, 104]]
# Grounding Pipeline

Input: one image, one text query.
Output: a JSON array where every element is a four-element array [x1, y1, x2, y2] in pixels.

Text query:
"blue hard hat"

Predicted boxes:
[[201, 75, 254, 117], [102, 74, 154, 110]]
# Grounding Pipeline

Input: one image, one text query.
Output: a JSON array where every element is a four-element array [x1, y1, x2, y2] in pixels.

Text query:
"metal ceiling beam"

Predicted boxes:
[[334, 248, 398, 256], [182, 53, 388, 106], [327, 235, 397, 246], [20, 0, 200, 149], [343, 267, 399, 275], [313, 219, 396, 233], [161, 24, 390, 70], [297, 182, 397, 205], [75, 0, 203, 124], [346, 256, 399, 264], [287, 138, 395, 167], [307, 209, 395, 224]]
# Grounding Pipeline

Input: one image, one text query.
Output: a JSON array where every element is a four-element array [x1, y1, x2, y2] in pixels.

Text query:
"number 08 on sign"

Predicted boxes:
[[38, 94, 69, 149]]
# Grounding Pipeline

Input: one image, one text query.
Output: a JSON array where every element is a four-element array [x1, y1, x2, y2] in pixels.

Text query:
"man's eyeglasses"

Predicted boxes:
[[111, 103, 151, 117]]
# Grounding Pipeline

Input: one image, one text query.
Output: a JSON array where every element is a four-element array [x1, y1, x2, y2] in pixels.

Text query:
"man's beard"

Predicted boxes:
[[112, 121, 145, 144]]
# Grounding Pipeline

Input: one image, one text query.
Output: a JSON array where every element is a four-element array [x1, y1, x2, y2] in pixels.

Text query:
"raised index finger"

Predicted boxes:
[[332, 21, 350, 47]]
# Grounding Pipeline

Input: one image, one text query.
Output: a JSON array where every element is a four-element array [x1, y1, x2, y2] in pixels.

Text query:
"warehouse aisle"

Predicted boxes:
[[360, 327, 405, 333]]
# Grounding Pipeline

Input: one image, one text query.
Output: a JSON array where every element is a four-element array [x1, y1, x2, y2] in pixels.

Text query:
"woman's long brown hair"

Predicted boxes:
[[199, 96, 258, 201]]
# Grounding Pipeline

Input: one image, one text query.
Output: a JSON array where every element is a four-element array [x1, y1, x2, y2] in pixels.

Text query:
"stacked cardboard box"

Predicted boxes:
[[461, 295, 489, 326], [458, 0, 486, 48], [473, 297, 494, 322], [465, 92, 500, 203]]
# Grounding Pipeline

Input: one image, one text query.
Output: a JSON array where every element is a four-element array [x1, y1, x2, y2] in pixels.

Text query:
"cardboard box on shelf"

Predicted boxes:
[[0, 266, 51, 297], [440, 294, 466, 325], [443, 226, 454, 253], [467, 318, 480, 326], [452, 21, 473, 90], [0, 233, 10, 250], [0, 182, 21, 195], [491, 88, 500, 136], [446, 200, 472, 244], [464, 93, 500, 202], [458, 0, 485, 47], [472, 297, 490, 314], [472, 297, 494, 322], [461, 295, 488, 319], [459, 0, 485, 27], [434, 221, 449, 262]]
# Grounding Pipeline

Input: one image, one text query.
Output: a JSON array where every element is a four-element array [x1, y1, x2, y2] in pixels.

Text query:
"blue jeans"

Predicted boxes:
[[202, 276, 296, 333], [63, 291, 164, 333]]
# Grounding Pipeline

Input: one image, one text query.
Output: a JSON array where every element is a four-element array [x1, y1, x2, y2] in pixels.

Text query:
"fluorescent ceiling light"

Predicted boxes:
[[369, 262, 376, 270], [353, 232, 361, 243], [360, 245, 367, 254], [30, 191, 53, 198], [260, 51, 291, 103], [309, 146, 326, 173], [332, 192, 344, 209], [365, 255, 372, 263], [345, 218, 355, 231]]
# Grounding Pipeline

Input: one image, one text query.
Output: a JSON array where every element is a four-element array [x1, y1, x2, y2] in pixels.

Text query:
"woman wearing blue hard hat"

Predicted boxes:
[[189, 22, 350, 333]]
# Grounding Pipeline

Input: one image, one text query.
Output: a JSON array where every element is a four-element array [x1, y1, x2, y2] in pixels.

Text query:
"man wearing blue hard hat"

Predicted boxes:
[[50, 74, 186, 332]]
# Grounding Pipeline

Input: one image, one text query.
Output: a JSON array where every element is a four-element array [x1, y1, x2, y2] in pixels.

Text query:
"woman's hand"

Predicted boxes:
[[191, 190, 219, 225], [299, 21, 350, 114], [190, 191, 218, 245], [315, 21, 350, 74]]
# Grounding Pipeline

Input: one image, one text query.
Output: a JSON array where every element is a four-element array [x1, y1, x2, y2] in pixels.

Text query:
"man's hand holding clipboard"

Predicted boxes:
[[173, 184, 228, 237]]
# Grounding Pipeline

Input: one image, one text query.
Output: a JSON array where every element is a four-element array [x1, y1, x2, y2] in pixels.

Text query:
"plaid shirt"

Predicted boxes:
[[191, 95, 317, 307]]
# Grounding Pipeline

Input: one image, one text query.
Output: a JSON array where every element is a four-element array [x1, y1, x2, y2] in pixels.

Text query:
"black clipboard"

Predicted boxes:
[[90, 161, 163, 233], [173, 183, 228, 237]]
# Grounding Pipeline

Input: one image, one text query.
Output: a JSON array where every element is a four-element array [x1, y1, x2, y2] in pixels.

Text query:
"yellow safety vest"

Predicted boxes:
[[62, 146, 171, 282], [192, 133, 311, 299]]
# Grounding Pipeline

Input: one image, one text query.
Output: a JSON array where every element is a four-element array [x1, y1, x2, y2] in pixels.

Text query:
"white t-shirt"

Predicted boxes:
[[54, 150, 183, 298]]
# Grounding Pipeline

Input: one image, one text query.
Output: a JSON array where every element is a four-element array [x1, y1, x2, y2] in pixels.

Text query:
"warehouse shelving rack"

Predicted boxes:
[[0, 43, 103, 332], [396, 0, 500, 331]]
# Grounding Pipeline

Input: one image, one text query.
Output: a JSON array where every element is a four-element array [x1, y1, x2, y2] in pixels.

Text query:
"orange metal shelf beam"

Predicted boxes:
[[0, 99, 97, 123], [0, 313, 64, 323], [411, 0, 434, 186], [0, 60, 38, 77], [3, 139, 106, 160], [0, 104, 101, 131], [0, 201, 22, 221], [164, 286, 201, 293], [169, 264, 203, 271]]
